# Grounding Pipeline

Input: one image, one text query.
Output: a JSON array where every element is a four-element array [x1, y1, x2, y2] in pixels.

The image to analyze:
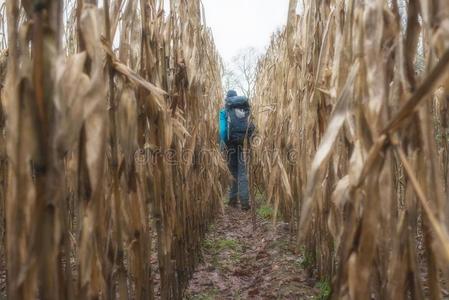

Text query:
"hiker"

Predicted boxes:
[[219, 90, 255, 210]]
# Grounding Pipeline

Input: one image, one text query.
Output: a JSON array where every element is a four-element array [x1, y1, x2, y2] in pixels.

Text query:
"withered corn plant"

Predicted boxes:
[[0, 0, 6, 286], [0, 0, 227, 299], [252, 0, 449, 298]]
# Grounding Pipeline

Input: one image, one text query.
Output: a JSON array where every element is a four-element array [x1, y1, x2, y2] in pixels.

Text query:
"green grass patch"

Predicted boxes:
[[257, 203, 274, 220], [216, 238, 239, 251], [207, 223, 215, 232], [314, 280, 331, 300], [204, 238, 240, 252], [203, 238, 243, 268]]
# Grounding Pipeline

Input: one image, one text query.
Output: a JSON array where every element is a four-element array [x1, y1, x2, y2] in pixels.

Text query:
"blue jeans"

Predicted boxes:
[[227, 144, 249, 206]]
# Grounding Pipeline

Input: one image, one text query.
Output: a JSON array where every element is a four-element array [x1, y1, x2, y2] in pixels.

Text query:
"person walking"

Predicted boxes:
[[219, 90, 255, 210]]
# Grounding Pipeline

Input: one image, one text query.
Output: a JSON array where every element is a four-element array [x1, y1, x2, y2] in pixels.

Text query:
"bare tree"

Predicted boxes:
[[222, 62, 238, 93], [228, 47, 260, 98]]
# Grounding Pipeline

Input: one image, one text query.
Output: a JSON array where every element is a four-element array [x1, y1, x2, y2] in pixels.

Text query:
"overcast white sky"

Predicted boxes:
[[201, 0, 289, 63]]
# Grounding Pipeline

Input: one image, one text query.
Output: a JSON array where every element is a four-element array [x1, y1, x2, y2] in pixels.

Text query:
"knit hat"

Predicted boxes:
[[226, 90, 238, 98]]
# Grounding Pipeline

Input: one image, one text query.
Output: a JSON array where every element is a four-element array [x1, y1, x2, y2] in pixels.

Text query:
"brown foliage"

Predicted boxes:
[[0, 0, 228, 299], [252, 0, 449, 298]]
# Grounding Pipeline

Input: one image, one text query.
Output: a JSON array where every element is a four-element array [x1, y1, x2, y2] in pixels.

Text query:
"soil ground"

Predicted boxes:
[[184, 205, 320, 300], [0, 205, 323, 300]]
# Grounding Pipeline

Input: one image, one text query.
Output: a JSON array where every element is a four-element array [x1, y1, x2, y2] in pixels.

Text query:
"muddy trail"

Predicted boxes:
[[184, 205, 323, 299]]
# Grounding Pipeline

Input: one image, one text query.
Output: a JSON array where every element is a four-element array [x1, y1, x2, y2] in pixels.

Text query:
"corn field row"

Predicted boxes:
[[0, 0, 228, 299], [252, 0, 449, 299], [3, 0, 449, 299]]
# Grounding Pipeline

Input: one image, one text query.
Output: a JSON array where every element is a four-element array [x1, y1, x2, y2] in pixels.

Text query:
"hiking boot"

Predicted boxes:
[[228, 197, 238, 208], [241, 204, 251, 211]]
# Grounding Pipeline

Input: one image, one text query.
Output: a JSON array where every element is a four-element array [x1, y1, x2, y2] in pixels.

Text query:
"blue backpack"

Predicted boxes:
[[220, 96, 254, 145]]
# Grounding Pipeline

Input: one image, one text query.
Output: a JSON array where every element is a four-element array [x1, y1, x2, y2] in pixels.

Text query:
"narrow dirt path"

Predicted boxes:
[[184, 206, 320, 299]]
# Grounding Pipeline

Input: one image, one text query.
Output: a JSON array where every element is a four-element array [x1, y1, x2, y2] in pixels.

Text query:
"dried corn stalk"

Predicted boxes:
[[0, 0, 227, 299], [252, 0, 449, 298]]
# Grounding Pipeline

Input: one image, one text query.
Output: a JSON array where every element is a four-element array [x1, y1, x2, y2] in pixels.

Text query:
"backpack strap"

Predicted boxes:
[[226, 108, 231, 142]]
